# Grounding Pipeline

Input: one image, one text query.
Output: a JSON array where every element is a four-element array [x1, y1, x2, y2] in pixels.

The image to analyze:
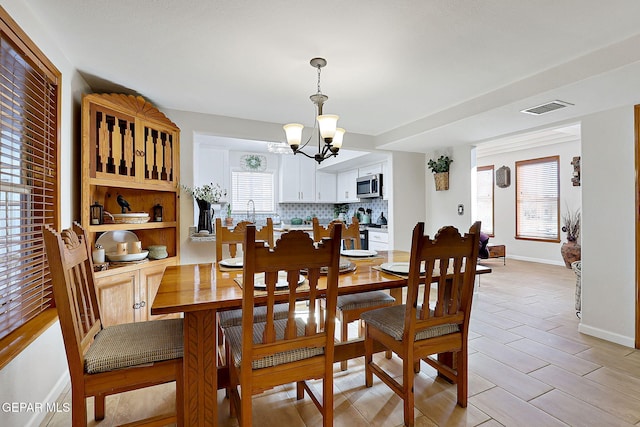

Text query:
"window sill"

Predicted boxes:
[[0, 308, 59, 371]]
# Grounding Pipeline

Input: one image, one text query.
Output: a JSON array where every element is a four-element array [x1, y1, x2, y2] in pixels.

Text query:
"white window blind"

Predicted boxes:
[[0, 10, 60, 340], [516, 156, 559, 241], [231, 170, 275, 213], [476, 165, 494, 235]]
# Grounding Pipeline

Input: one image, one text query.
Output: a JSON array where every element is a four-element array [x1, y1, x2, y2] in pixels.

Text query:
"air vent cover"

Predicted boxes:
[[521, 100, 573, 115]]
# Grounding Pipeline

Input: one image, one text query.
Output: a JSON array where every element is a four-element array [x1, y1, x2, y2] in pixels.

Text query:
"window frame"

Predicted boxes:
[[0, 5, 61, 365], [230, 168, 276, 215], [515, 156, 560, 242], [476, 165, 495, 237]]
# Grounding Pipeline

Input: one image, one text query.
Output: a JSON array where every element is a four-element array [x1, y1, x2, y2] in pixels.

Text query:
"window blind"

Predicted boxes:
[[515, 156, 559, 241], [0, 11, 60, 341], [476, 165, 494, 235], [231, 170, 275, 214]]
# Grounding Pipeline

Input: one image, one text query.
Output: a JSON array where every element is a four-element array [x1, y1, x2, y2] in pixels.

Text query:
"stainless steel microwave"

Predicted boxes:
[[356, 174, 383, 198]]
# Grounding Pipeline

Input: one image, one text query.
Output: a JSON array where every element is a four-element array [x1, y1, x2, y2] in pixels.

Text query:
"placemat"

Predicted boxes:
[[234, 277, 310, 296]]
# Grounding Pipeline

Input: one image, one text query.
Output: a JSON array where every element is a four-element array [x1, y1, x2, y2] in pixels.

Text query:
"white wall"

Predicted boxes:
[[580, 106, 636, 346], [389, 151, 426, 251], [426, 145, 474, 236], [476, 139, 582, 265], [0, 1, 90, 426]]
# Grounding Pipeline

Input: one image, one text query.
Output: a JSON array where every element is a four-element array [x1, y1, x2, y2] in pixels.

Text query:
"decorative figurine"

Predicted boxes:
[[117, 195, 132, 213]]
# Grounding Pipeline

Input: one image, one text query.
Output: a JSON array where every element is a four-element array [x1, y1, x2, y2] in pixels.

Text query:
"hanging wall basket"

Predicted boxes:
[[434, 172, 449, 191]]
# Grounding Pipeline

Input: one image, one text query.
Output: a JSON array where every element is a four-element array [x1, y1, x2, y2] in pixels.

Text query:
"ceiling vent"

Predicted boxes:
[[521, 100, 573, 115]]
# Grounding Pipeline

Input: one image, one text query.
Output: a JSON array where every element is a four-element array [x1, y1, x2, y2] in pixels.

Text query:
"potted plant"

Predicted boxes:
[[225, 203, 233, 227], [560, 208, 581, 268], [334, 203, 349, 221], [180, 182, 227, 233], [428, 155, 453, 191]]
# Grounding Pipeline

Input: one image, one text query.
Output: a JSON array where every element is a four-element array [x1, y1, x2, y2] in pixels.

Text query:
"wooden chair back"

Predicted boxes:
[[230, 224, 342, 425], [362, 221, 481, 426], [312, 217, 360, 249], [215, 217, 274, 262], [43, 223, 103, 372], [404, 221, 480, 341]]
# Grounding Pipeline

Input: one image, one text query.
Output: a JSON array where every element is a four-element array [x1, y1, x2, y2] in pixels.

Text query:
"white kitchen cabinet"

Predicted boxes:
[[336, 169, 359, 203], [279, 155, 316, 202], [368, 230, 389, 251], [358, 163, 383, 177], [316, 172, 337, 203]]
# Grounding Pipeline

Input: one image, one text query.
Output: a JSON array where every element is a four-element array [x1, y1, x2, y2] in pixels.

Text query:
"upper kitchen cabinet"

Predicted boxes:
[[336, 169, 359, 203], [279, 155, 315, 202], [316, 172, 337, 203], [358, 163, 383, 177]]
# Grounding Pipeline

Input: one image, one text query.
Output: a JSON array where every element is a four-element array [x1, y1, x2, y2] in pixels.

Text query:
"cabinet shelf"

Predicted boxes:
[[94, 256, 178, 278], [89, 221, 178, 233], [88, 177, 178, 191]]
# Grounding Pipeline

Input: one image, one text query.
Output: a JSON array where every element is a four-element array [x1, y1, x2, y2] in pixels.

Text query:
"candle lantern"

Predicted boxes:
[[90, 202, 103, 225], [153, 203, 163, 222]]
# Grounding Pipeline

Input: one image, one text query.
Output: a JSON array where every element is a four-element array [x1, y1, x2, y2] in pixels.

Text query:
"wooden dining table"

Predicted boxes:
[[151, 250, 491, 426]]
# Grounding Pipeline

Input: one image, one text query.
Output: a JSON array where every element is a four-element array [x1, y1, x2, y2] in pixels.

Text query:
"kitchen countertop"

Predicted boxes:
[[274, 224, 389, 233]]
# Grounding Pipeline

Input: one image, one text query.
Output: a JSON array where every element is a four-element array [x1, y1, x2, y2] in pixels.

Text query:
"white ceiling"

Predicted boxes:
[[21, 0, 640, 152]]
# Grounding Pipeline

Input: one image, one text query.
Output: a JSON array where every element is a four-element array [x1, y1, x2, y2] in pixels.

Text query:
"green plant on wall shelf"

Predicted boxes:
[[427, 155, 453, 173]]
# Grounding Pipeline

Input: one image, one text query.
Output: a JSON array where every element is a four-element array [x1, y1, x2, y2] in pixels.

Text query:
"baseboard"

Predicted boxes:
[[25, 370, 70, 427], [578, 323, 635, 348], [507, 254, 565, 266]]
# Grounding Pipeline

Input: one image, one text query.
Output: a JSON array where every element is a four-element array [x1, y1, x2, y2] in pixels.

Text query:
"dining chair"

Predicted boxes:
[[361, 221, 481, 427], [313, 217, 395, 370], [215, 217, 274, 263], [224, 224, 342, 427], [215, 217, 288, 328], [43, 223, 183, 427]]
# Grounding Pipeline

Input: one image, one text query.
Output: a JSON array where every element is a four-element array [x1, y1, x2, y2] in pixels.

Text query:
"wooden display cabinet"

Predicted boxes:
[[95, 258, 177, 327], [81, 93, 180, 325]]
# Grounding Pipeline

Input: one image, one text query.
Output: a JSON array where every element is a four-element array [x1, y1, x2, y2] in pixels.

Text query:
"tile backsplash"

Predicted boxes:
[[213, 199, 388, 225], [279, 199, 389, 224]]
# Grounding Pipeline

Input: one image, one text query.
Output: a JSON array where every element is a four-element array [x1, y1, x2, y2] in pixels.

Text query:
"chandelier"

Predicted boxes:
[[283, 57, 345, 164]]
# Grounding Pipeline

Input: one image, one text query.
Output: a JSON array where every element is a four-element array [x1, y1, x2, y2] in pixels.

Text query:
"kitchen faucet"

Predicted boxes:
[[247, 199, 255, 224]]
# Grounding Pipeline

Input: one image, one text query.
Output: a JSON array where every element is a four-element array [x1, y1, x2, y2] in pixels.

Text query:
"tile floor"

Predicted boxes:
[[41, 259, 640, 426]]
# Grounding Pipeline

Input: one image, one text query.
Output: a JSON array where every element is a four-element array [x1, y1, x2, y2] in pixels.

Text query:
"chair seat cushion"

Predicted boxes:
[[360, 304, 459, 341], [337, 291, 395, 311], [219, 303, 290, 328], [85, 318, 183, 374], [225, 318, 324, 369]]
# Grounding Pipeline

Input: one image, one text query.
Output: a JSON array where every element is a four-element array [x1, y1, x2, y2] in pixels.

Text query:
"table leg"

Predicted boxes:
[[183, 309, 218, 426]]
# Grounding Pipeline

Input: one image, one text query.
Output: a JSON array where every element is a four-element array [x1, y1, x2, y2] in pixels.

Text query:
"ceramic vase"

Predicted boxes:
[[196, 199, 213, 234], [561, 240, 581, 268]]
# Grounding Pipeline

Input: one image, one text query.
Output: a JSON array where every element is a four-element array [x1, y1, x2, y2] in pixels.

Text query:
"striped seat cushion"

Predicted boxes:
[[360, 304, 459, 341], [225, 318, 324, 369], [337, 291, 394, 311], [219, 303, 290, 328], [84, 318, 183, 374]]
